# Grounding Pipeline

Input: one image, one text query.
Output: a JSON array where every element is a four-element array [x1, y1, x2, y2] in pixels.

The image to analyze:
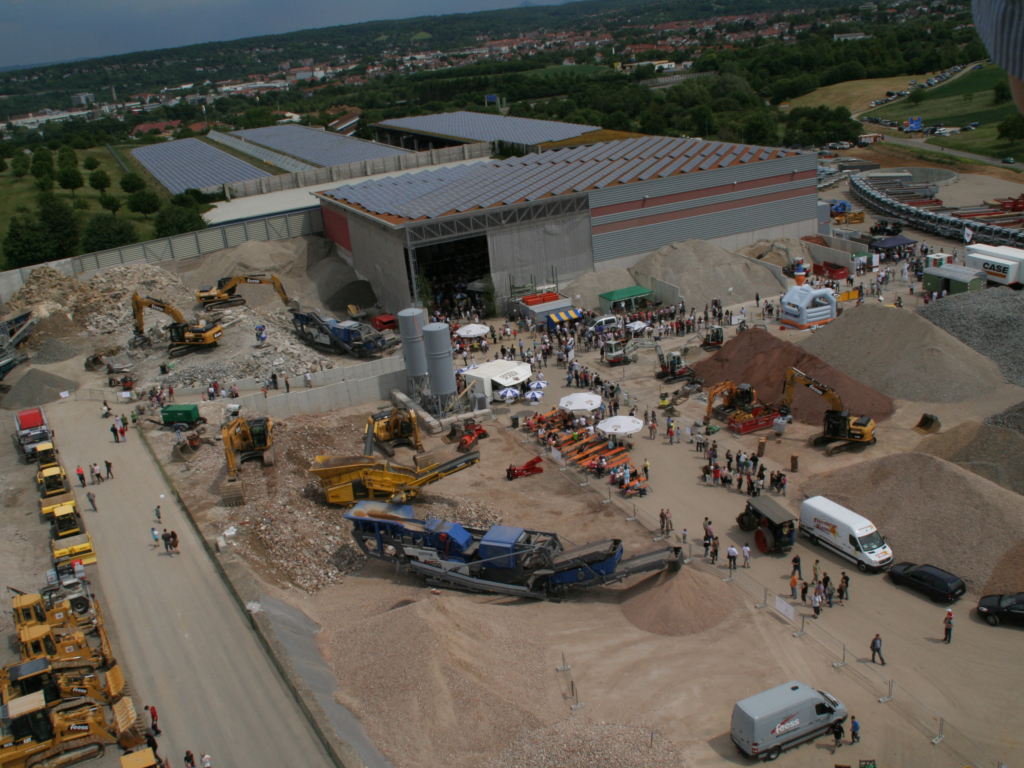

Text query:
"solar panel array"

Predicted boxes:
[[323, 136, 797, 222], [377, 111, 601, 146], [230, 125, 408, 168], [131, 138, 271, 195], [207, 130, 316, 173]]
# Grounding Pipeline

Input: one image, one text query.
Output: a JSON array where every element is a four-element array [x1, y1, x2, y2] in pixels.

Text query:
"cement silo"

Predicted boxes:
[[398, 308, 428, 398], [423, 322, 459, 416]]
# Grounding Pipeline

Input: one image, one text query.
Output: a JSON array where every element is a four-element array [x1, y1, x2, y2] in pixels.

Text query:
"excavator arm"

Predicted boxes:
[[705, 380, 736, 423], [132, 293, 186, 335], [197, 274, 293, 309], [777, 367, 844, 416]]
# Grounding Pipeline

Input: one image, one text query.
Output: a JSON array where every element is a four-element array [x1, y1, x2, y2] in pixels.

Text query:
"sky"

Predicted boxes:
[[0, 0, 556, 69]]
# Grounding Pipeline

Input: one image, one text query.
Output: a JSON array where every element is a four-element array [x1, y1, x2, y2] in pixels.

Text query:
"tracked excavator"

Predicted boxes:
[[195, 273, 296, 311], [222, 411, 275, 479], [655, 344, 703, 385], [0, 689, 145, 768], [776, 367, 877, 456], [309, 451, 480, 506], [363, 407, 423, 457], [131, 294, 224, 358], [704, 381, 760, 425]]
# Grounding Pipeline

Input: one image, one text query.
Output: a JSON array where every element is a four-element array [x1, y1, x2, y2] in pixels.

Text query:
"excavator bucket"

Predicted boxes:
[[913, 413, 941, 435], [220, 480, 245, 507], [171, 441, 198, 462]]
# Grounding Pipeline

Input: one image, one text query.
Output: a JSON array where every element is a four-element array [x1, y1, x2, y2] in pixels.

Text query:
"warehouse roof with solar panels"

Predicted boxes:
[[230, 124, 409, 168], [316, 136, 804, 225], [131, 138, 271, 194]]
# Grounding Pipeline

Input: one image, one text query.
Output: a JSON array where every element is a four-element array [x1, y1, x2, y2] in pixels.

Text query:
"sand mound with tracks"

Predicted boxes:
[[620, 568, 736, 636]]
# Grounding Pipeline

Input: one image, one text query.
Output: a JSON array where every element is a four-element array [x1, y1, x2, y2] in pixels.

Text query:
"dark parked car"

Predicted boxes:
[[889, 563, 967, 602], [977, 593, 1024, 626]]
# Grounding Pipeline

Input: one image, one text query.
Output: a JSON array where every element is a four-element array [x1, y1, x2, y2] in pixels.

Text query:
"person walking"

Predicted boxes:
[[812, 559, 821, 584], [170, 530, 180, 554], [870, 634, 886, 665], [150, 528, 160, 549], [76, 466, 86, 488], [831, 720, 845, 753], [161, 529, 173, 555], [659, 509, 668, 536], [850, 716, 860, 744], [811, 591, 822, 619], [86, 492, 97, 511], [742, 542, 751, 568], [105, 460, 113, 480], [727, 544, 738, 571], [839, 572, 849, 605], [110, 423, 120, 443], [791, 553, 802, 578], [144, 705, 161, 735], [943, 609, 954, 644], [710, 537, 720, 564], [155, 506, 162, 523], [790, 572, 799, 599], [284, 376, 290, 394], [145, 733, 162, 763], [703, 533, 712, 558], [184, 751, 196, 768], [800, 581, 809, 604], [643, 458, 650, 480], [200, 753, 212, 768]]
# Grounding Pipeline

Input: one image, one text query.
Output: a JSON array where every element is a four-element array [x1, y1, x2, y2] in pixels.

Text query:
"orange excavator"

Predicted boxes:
[[704, 381, 760, 425]]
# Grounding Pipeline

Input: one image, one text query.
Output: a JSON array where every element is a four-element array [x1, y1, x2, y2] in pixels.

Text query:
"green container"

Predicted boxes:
[[161, 404, 201, 426]]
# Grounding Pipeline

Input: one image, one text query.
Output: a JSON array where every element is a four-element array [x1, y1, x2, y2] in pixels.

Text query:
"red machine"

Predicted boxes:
[[507, 456, 543, 480], [457, 422, 489, 453], [371, 314, 397, 332]]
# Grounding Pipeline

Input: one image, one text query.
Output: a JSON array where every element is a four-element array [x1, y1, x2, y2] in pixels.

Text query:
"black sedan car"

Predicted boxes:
[[977, 593, 1024, 626], [889, 563, 967, 602]]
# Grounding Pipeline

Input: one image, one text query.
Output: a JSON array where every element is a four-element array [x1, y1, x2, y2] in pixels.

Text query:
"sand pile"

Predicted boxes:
[[734, 237, 812, 269], [801, 453, 1024, 593], [319, 591, 561, 768], [629, 240, 783, 309], [3, 369, 79, 410], [690, 329, 894, 425], [798, 303, 1005, 402], [985, 401, 1024, 437], [620, 568, 735, 636], [915, 421, 1024, 497], [565, 268, 637, 311], [918, 287, 1024, 386], [482, 716, 682, 768], [179, 236, 371, 314]]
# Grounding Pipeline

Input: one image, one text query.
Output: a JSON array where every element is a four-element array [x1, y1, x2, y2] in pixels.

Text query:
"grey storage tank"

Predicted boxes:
[[423, 322, 459, 416], [398, 308, 428, 377]]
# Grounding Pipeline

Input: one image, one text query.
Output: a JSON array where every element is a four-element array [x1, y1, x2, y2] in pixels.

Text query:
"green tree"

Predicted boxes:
[[154, 204, 207, 237], [909, 89, 925, 105], [0, 158, 6, 174], [11, 154, 30, 180], [994, 80, 1011, 104], [81, 216, 138, 253], [57, 167, 84, 196], [31, 159, 53, 180], [743, 112, 778, 146], [89, 169, 111, 192], [34, 176, 53, 192], [57, 147, 77, 170], [82, 156, 100, 171], [99, 193, 122, 216], [2, 215, 49, 269], [120, 173, 146, 194], [998, 113, 1024, 144], [36, 192, 80, 259], [128, 190, 162, 219], [690, 104, 716, 136]]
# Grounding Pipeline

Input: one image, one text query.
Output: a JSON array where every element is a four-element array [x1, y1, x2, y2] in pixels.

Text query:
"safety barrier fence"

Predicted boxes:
[[555, 652, 585, 711], [682, 556, 1003, 768]]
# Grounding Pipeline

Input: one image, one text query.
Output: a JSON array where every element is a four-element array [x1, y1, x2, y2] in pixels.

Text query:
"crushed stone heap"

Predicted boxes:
[[915, 420, 1024, 497]]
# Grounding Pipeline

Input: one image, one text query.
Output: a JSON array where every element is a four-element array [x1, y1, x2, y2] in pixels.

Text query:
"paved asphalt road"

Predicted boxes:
[[50, 399, 332, 768], [882, 135, 1024, 171]]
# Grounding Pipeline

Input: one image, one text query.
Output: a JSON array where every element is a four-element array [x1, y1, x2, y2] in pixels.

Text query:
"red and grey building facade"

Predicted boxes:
[[313, 136, 818, 312]]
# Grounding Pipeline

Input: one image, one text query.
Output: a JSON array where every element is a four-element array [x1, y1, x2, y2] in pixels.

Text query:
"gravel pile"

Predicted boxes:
[[565, 269, 637, 312], [734, 237, 813, 269], [915, 420, 1024, 497], [481, 716, 682, 768], [801, 452, 1024, 593], [163, 407, 499, 592], [31, 338, 78, 365], [690, 329, 894, 425], [630, 240, 784, 309], [2, 369, 79, 410], [798, 303, 1005, 402], [6, 266, 103, 321], [985, 401, 1024, 436], [918, 287, 1024, 386], [620, 568, 735, 636]]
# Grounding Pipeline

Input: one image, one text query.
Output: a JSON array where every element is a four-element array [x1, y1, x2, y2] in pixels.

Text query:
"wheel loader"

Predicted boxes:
[[0, 689, 145, 768], [1, 659, 128, 709], [363, 407, 423, 458]]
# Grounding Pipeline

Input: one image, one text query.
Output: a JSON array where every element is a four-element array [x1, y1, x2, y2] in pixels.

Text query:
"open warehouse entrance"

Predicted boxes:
[[406, 234, 491, 312]]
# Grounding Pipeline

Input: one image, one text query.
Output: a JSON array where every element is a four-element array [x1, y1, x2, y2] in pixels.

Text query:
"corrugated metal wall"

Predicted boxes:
[[588, 154, 818, 262], [486, 210, 595, 297]]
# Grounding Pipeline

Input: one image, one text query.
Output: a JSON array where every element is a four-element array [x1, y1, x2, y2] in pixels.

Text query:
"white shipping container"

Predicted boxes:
[[964, 249, 1021, 285]]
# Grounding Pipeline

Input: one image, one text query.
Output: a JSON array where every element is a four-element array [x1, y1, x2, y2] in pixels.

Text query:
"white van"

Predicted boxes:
[[731, 681, 847, 760], [588, 315, 620, 333], [800, 496, 893, 572]]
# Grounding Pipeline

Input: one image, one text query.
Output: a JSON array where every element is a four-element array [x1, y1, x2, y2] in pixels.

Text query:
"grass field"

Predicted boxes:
[[927, 124, 1024, 160], [0, 146, 158, 268], [529, 64, 607, 78], [788, 74, 919, 113]]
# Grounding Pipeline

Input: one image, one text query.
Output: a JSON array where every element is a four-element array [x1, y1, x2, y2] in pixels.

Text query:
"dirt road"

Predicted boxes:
[[47, 397, 332, 767]]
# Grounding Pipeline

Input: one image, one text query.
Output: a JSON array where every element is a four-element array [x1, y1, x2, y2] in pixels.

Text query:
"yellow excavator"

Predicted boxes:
[[363, 408, 424, 457], [0, 690, 145, 768], [131, 294, 224, 358], [777, 367, 877, 456], [309, 451, 479, 506], [704, 381, 760, 425], [195, 273, 295, 311], [222, 412, 275, 480]]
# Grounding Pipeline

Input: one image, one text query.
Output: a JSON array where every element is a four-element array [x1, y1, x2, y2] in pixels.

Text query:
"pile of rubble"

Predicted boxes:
[[83, 264, 197, 336], [6, 266, 104, 320]]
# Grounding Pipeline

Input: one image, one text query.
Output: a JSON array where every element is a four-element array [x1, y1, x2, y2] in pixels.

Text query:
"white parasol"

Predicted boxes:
[[559, 393, 602, 412], [596, 415, 644, 436]]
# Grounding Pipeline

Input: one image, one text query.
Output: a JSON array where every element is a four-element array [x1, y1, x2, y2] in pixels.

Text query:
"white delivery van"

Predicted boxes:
[[588, 315, 621, 333], [731, 681, 847, 760], [800, 496, 893, 572]]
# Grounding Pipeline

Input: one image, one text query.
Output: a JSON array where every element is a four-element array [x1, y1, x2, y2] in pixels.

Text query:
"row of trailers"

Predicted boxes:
[[851, 175, 1024, 248]]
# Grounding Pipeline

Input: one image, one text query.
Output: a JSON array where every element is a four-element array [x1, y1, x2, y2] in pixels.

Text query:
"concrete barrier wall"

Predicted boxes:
[[819, 235, 865, 255], [805, 242, 858, 270], [237, 365, 407, 419]]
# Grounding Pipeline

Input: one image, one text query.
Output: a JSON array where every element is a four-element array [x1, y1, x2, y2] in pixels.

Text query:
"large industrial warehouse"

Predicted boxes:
[[313, 135, 818, 311]]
